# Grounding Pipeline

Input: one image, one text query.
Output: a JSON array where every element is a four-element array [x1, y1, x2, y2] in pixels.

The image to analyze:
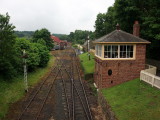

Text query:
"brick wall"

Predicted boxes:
[[94, 44, 146, 88]]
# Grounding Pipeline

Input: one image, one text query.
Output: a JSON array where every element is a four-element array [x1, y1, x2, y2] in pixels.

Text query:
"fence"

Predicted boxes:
[[140, 64, 160, 89]]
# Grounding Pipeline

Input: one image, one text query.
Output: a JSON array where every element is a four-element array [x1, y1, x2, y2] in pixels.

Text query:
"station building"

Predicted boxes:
[[94, 21, 150, 88]]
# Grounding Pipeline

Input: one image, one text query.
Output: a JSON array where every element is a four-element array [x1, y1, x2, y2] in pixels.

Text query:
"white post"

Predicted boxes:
[[23, 50, 28, 92], [87, 36, 91, 60], [152, 76, 155, 87], [88, 40, 90, 52]]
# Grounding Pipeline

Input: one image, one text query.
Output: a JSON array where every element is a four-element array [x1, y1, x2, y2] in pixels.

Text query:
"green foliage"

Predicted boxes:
[[35, 43, 49, 67], [0, 13, 51, 80], [72, 44, 78, 48], [94, 13, 107, 38], [0, 55, 55, 119], [79, 52, 95, 75], [53, 34, 69, 41], [32, 28, 53, 50], [15, 38, 49, 71], [102, 79, 160, 120], [15, 31, 34, 38], [94, 0, 160, 60], [0, 13, 18, 79], [68, 30, 95, 44], [27, 43, 40, 70]]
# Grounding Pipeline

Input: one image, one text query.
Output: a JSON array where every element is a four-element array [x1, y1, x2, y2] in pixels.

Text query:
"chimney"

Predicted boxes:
[[133, 21, 140, 37], [116, 23, 120, 30]]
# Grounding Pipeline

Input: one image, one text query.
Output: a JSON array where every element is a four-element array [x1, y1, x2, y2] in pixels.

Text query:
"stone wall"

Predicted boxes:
[[94, 44, 146, 88], [98, 91, 117, 120]]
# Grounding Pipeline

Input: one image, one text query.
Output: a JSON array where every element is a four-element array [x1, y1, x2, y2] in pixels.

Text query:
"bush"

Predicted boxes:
[[35, 43, 49, 67], [15, 38, 50, 71]]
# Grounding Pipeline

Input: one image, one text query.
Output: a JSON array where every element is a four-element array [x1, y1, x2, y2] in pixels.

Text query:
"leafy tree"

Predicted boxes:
[[114, 0, 140, 33], [53, 34, 69, 41], [94, 0, 160, 60], [32, 28, 53, 50], [15, 38, 49, 71], [94, 13, 107, 38], [35, 40, 49, 67], [27, 43, 40, 71], [0, 13, 18, 79], [68, 30, 94, 44], [15, 31, 34, 38], [105, 7, 116, 34]]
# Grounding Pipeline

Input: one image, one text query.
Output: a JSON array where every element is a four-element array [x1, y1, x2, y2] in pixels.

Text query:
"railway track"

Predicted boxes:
[[16, 47, 93, 120], [17, 50, 66, 120], [54, 48, 93, 120]]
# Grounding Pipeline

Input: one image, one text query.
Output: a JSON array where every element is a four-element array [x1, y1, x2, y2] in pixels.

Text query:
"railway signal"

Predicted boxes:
[[22, 50, 28, 92]]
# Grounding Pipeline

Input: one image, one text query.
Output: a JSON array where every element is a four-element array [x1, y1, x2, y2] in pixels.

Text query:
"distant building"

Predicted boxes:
[[93, 21, 150, 88], [51, 35, 67, 50]]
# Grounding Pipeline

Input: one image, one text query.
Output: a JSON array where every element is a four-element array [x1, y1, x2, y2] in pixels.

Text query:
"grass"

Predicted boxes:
[[0, 55, 55, 119], [79, 52, 97, 95], [102, 78, 160, 120], [79, 52, 95, 75]]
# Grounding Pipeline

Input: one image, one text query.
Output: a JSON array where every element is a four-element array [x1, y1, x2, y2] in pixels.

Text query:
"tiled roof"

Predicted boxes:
[[51, 35, 67, 43], [94, 30, 150, 43]]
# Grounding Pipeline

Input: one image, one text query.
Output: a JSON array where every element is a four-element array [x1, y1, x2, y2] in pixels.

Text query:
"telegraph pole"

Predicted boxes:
[[23, 50, 28, 92]]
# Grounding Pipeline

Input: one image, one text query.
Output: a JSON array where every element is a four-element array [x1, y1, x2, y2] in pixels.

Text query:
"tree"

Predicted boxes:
[[32, 28, 53, 50], [0, 13, 18, 79], [67, 30, 94, 44], [94, 13, 107, 38], [15, 38, 50, 71], [36, 40, 49, 67], [105, 7, 116, 34], [114, 0, 140, 33], [94, 0, 160, 60]]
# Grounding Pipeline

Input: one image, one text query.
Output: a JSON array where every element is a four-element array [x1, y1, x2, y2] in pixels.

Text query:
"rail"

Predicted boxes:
[[18, 50, 67, 120], [53, 48, 93, 120]]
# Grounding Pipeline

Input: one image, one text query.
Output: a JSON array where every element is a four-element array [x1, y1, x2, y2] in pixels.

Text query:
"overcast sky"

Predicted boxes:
[[0, 0, 115, 34]]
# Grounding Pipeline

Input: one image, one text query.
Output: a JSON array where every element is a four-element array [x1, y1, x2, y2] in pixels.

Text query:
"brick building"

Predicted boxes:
[[94, 21, 150, 88]]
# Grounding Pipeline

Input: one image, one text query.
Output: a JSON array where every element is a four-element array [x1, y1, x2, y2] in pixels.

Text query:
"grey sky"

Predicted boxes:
[[0, 0, 114, 34]]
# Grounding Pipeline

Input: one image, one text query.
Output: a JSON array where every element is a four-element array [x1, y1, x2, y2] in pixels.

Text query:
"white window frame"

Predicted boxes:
[[104, 45, 118, 58], [96, 44, 102, 57], [104, 44, 135, 59]]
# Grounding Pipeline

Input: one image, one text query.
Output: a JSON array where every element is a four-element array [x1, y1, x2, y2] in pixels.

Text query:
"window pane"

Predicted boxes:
[[107, 45, 111, 51], [104, 45, 134, 59], [120, 45, 126, 51], [104, 52, 108, 58], [98, 45, 102, 57], [112, 45, 118, 51], [120, 51, 126, 58], [130, 52, 133, 58], [96, 45, 98, 55], [104, 45, 107, 51], [127, 52, 133, 58], [112, 52, 118, 58], [104, 52, 111, 58], [127, 45, 133, 51]]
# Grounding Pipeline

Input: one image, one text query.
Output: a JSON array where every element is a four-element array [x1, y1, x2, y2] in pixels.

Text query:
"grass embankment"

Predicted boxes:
[[102, 79, 160, 120], [79, 52, 97, 95], [0, 55, 55, 118], [79, 52, 95, 75]]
